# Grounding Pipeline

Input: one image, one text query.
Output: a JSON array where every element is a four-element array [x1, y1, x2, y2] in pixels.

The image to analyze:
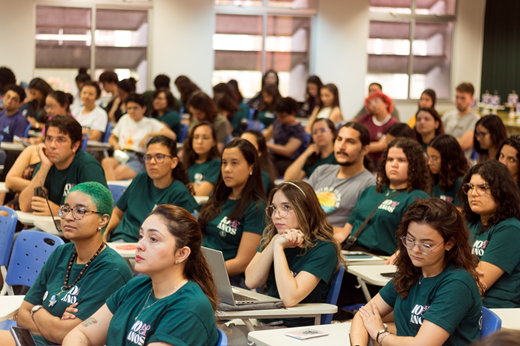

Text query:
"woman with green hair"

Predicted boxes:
[[0, 182, 133, 346]]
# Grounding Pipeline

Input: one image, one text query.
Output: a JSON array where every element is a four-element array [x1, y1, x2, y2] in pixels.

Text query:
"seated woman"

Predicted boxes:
[[240, 129, 278, 196], [247, 69, 279, 111], [108, 78, 136, 123], [305, 83, 343, 133], [102, 93, 176, 181], [350, 198, 483, 346], [150, 88, 181, 139], [414, 107, 444, 153], [427, 134, 468, 205], [459, 160, 520, 308], [4, 145, 40, 209], [256, 83, 282, 128], [104, 136, 198, 243], [72, 82, 108, 142], [213, 82, 246, 135], [182, 122, 221, 196], [63, 205, 220, 346], [335, 138, 430, 255], [474, 115, 507, 163], [26, 78, 54, 130], [198, 139, 266, 286], [264, 97, 307, 177], [384, 123, 416, 145], [0, 182, 132, 346], [407, 88, 437, 129], [284, 118, 336, 181], [300, 75, 323, 118], [98, 70, 119, 115], [188, 91, 232, 153], [497, 135, 520, 192]]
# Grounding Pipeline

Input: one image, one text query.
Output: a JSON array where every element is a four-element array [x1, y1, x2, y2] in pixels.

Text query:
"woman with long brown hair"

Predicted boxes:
[[350, 198, 483, 346], [63, 205, 220, 346]]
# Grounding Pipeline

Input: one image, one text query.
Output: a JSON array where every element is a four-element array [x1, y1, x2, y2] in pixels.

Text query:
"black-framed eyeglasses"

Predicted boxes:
[[462, 183, 491, 196], [265, 205, 292, 219], [400, 236, 443, 256], [144, 154, 173, 164], [58, 205, 104, 220]]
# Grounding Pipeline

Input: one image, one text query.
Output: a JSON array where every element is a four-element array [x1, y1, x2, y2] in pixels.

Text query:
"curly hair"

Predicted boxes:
[[458, 160, 520, 234], [376, 137, 430, 194], [69, 182, 113, 232], [393, 198, 483, 298], [429, 134, 469, 192], [473, 115, 507, 155], [181, 122, 220, 170], [496, 135, 520, 186]]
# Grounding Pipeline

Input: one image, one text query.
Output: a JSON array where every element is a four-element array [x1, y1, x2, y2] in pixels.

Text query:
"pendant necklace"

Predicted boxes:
[[418, 274, 425, 285], [48, 242, 105, 308], [134, 278, 186, 321]]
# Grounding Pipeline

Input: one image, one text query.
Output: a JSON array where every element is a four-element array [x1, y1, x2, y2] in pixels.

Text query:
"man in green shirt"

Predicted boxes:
[[19, 115, 107, 216]]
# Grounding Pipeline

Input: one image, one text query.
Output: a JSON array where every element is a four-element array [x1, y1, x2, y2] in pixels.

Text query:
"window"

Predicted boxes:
[[366, 0, 455, 100]]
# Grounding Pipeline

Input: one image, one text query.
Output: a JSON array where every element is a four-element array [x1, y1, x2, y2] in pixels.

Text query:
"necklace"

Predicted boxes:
[[48, 242, 105, 308], [134, 278, 186, 321], [418, 274, 425, 285]]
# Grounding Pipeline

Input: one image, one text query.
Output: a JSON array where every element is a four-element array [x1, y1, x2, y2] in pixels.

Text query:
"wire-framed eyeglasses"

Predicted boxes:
[[400, 236, 444, 256]]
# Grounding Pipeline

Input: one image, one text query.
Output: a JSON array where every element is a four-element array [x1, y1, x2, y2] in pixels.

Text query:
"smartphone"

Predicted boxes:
[[10, 327, 37, 346], [13, 135, 31, 147], [34, 187, 45, 198], [380, 272, 395, 278]]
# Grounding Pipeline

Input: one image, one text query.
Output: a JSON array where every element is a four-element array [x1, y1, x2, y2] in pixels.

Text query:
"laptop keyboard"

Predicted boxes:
[[233, 293, 259, 302]]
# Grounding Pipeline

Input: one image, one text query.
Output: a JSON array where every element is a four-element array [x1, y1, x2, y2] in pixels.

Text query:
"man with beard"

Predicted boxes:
[[308, 122, 376, 233]]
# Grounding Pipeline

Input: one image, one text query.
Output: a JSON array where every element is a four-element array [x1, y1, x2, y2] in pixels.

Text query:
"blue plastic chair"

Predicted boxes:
[[321, 263, 345, 324], [179, 107, 185, 115], [108, 185, 127, 204], [178, 124, 189, 143], [4, 230, 64, 295], [81, 133, 89, 151], [247, 120, 265, 131], [103, 122, 113, 143], [23, 123, 32, 138], [481, 307, 501, 338], [248, 108, 255, 120], [225, 134, 232, 145], [0, 206, 17, 295], [217, 328, 228, 346]]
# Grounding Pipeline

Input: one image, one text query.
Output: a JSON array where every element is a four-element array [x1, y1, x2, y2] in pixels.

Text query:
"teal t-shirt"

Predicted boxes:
[[202, 198, 266, 261], [379, 264, 482, 346], [469, 218, 520, 308], [261, 170, 272, 196], [261, 241, 338, 327], [112, 172, 199, 242], [229, 103, 249, 133], [24, 243, 132, 346], [347, 185, 429, 255], [188, 159, 221, 186], [106, 277, 219, 346], [33, 150, 108, 205], [257, 110, 276, 127], [431, 176, 463, 206], [303, 152, 336, 178], [156, 110, 181, 140]]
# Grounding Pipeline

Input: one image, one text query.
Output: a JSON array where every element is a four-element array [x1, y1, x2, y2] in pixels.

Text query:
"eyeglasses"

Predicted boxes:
[[311, 128, 330, 135], [58, 205, 104, 220], [144, 154, 173, 164], [266, 205, 292, 219], [400, 236, 443, 256], [462, 183, 491, 196], [45, 136, 69, 144], [475, 131, 489, 139], [193, 135, 212, 141], [427, 155, 440, 164]]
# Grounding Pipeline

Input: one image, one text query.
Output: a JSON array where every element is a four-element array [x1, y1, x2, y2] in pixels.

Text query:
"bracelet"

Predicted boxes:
[[376, 328, 387, 344], [378, 332, 391, 346]]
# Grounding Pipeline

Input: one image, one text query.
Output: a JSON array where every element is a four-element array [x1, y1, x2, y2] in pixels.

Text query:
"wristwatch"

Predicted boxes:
[[31, 305, 44, 319], [376, 326, 388, 345]]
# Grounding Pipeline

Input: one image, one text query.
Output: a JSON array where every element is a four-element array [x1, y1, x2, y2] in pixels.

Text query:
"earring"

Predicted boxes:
[[98, 227, 102, 231], [175, 260, 178, 264], [249, 172, 253, 175]]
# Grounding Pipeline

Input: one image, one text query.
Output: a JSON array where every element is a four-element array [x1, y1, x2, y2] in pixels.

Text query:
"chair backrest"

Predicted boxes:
[[248, 108, 255, 120], [5, 230, 64, 292], [23, 123, 32, 138], [225, 134, 232, 145], [103, 122, 113, 143], [481, 307, 501, 338], [321, 263, 345, 324], [247, 120, 265, 131], [109, 184, 127, 204], [82, 134, 90, 151], [216, 328, 228, 346], [178, 123, 189, 143], [0, 206, 17, 267]]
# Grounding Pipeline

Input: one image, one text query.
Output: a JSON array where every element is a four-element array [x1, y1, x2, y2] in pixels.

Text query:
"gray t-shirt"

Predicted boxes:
[[442, 110, 480, 159], [308, 164, 376, 227]]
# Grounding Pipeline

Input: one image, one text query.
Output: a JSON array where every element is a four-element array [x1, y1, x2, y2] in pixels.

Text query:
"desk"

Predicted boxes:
[[107, 242, 136, 259], [32, 218, 62, 237], [347, 265, 396, 301], [249, 322, 350, 346], [16, 211, 60, 227], [194, 196, 209, 204], [490, 309, 520, 330], [107, 180, 132, 187], [0, 182, 7, 193], [1, 142, 25, 151], [86, 141, 111, 151], [0, 295, 25, 323]]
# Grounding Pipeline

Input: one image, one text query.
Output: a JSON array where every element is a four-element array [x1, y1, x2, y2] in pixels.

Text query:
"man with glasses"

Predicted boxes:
[[19, 115, 107, 216]]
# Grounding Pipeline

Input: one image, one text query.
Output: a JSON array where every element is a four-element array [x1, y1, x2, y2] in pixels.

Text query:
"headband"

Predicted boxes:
[[283, 181, 306, 196]]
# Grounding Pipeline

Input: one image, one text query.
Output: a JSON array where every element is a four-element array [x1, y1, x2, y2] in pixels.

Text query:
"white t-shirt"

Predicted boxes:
[[112, 114, 165, 153], [73, 106, 108, 132]]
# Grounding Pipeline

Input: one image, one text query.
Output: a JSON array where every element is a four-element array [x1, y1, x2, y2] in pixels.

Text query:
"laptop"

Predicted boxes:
[[201, 247, 282, 306]]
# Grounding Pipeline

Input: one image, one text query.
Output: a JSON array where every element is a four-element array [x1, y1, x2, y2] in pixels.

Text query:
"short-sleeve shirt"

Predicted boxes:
[[156, 110, 181, 140], [112, 114, 165, 153], [190, 114, 232, 144], [33, 150, 108, 205], [308, 165, 376, 227], [260, 241, 338, 327], [0, 110, 29, 142], [272, 119, 307, 160], [469, 218, 520, 308], [188, 159, 221, 186], [357, 114, 399, 163], [442, 110, 480, 160], [431, 176, 463, 206], [202, 198, 266, 261], [261, 170, 272, 196], [24, 243, 132, 346], [229, 104, 249, 133], [303, 153, 336, 179], [347, 185, 429, 255], [258, 110, 276, 128], [106, 277, 219, 346], [73, 106, 108, 132], [112, 172, 199, 242], [379, 263, 481, 346]]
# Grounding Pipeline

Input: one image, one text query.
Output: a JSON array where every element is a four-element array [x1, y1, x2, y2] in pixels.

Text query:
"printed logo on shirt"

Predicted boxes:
[[440, 195, 454, 203], [63, 183, 76, 197], [410, 304, 430, 325], [2, 125, 9, 134], [217, 216, 240, 237], [471, 240, 489, 257], [194, 173, 204, 185], [61, 285, 80, 304], [315, 187, 342, 214], [127, 320, 151, 346], [378, 200, 400, 213]]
